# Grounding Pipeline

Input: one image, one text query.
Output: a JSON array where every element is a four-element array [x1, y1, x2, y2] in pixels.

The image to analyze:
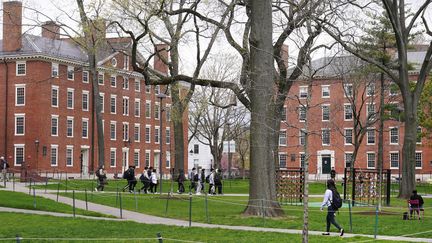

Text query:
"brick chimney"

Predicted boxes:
[[42, 21, 60, 39], [2, 1, 23, 52], [154, 44, 169, 74]]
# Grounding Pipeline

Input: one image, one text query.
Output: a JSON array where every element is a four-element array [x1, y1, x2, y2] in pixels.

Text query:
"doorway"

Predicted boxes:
[[321, 155, 331, 174], [154, 152, 160, 175], [80, 149, 89, 175], [122, 148, 129, 173]]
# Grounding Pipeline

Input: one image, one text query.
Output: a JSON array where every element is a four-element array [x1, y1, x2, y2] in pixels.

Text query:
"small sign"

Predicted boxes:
[[223, 141, 236, 153]]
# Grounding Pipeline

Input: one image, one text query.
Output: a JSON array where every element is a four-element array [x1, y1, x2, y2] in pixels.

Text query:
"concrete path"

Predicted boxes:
[[1, 181, 432, 242]]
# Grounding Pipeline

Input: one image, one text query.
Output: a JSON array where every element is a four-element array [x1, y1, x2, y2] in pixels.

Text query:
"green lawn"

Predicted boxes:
[[0, 212, 404, 242], [0, 190, 109, 218], [61, 191, 432, 238]]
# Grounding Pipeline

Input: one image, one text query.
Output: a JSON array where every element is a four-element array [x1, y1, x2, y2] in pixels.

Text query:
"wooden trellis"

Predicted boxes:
[[276, 168, 304, 204]]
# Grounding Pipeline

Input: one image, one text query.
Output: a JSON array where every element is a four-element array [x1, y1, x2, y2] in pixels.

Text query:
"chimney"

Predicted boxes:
[[42, 21, 60, 39], [281, 44, 289, 69], [154, 44, 169, 74], [2, 1, 23, 52]]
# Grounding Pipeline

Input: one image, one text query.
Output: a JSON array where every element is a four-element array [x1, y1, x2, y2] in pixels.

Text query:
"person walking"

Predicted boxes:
[[189, 167, 198, 192], [215, 169, 223, 195], [95, 165, 107, 192], [123, 166, 137, 193], [330, 167, 336, 181], [196, 168, 205, 195], [208, 168, 216, 195], [177, 169, 186, 194], [139, 167, 151, 194], [150, 169, 158, 193], [0, 157, 9, 182], [320, 179, 344, 236]]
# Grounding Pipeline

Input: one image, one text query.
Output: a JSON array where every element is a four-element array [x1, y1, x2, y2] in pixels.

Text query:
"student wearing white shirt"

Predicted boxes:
[[320, 179, 344, 236]]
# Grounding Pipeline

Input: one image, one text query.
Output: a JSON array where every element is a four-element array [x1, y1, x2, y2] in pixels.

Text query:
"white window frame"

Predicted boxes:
[[110, 75, 117, 88], [123, 122, 130, 141], [146, 101, 151, 119], [15, 84, 26, 106], [367, 152, 376, 169], [51, 63, 59, 77], [98, 72, 104, 85], [155, 126, 160, 144], [298, 106, 306, 122], [14, 144, 25, 166], [321, 85, 330, 98], [279, 130, 287, 146], [110, 121, 117, 141], [99, 93, 105, 113], [344, 128, 353, 145], [389, 127, 399, 145], [123, 97, 129, 116], [67, 66, 74, 80], [299, 129, 306, 146], [51, 85, 59, 108], [321, 104, 330, 121], [51, 115, 59, 136], [321, 128, 330, 146], [124, 55, 129, 70], [279, 152, 287, 168], [166, 127, 171, 144], [344, 104, 353, 121], [82, 90, 89, 111], [135, 79, 141, 92], [134, 98, 141, 117], [299, 86, 308, 99], [16, 61, 26, 76], [82, 118, 89, 139], [123, 77, 129, 90], [155, 102, 160, 120], [134, 123, 141, 142], [366, 127, 375, 145], [345, 152, 353, 168], [367, 102, 375, 120], [415, 151, 422, 169], [14, 113, 25, 136], [66, 145, 74, 167], [145, 85, 151, 94], [67, 88, 75, 110], [110, 148, 117, 167], [110, 94, 117, 114], [66, 116, 74, 138], [50, 144, 59, 167], [166, 151, 171, 168], [134, 149, 140, 168], [343, 83, 353, 97], [366, 83, 375, 97], [145, 150, 151, 167], [82, 71, 89, 83], [389, 151, 399, 169], [299, 152, 306, 168], [145, 125, 151, 143]]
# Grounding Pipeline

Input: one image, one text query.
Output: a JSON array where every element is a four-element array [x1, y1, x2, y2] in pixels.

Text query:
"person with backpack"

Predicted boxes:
[[150, 168, 158, 193], [139, 167, 151, 194], [189, 168, 197, 192], [123, 166, 137, 193], [208, 168, 216, 195], [320, 179, 344, 236], [215, 169, 223, 195], [177, 169, 186, 194], [95, 165, 107, 192], [196, 168, 205, 195]]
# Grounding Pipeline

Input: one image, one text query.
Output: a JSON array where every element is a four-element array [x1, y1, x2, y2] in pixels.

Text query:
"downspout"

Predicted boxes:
[[3, 58, 8, 158]]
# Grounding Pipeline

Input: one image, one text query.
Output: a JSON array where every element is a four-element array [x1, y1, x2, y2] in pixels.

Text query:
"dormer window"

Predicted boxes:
[[111, 58, 117, 67], [52, 63, 59, 77]]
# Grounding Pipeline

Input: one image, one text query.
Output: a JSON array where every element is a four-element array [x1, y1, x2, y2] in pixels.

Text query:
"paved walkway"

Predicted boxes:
[[1, 182, 432, 242]]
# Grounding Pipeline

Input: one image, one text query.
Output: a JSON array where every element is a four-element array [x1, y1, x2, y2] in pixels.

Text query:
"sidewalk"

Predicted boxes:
[[2, 181, 432, 242]]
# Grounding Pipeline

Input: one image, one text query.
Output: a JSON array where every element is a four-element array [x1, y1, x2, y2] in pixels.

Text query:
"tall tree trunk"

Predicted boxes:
[[243, 0, 283, 217], [400, 94, 417, 198], [172, 86, 185, 172]]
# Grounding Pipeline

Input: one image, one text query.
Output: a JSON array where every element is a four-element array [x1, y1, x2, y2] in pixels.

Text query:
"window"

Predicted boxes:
[[14, 144, 25, 166], [166, 151, 171, 168], [321, 129, 330, 146], [124, 55, 129, 70], [367, 83, 375, 96], [298, 106, 306, 122], [67, 88, 74, 109], [134, 99, 140, 117], [155, 85, 160, 94], [110, 95, 117, 114], [15, 84, 25, 106], [145, 101, 151, 118], [415, 152, 422, 169], [343, 83, 353, 97], [123, 77, 129, 90], [166, 105, 171, 121], [279, 130, 287, 146], [67, 66, 74, 80], [417, 127, 422, 144], [98, 72, 104, 85], [390, 152, 399, 168], [51, 63, 59, 77], [110, 121, 116, 140], [345, 152, 353, 168], [281, 107, 286, 122], [299, 86, 308, 99], [99, 93, 104, 113], [82, 118, 89, 138], [155, 126, 160, 144], [66, 117, 74, 137], [15, 114, 25, 135], [134, 124, 140, 142], [279, 153, 287, 168], [367, 103, 375, 120], [122, 97, 129, 116], [300, 153, 306, 168], [322, 85, 330, 98], [344, 104, 353, 120], [134, 149, 140, 168], [16, 61, 26, 76], [144, 150, 150, 167], [110, 76, 117, 87], [155, 102, 160, 120], [135, 79, 140, 92], [51, 115, 59, 136], [367, 152, 375, 168], [145, 85, 151, 94], [367, 128, 375, 145], [299, 129, 306, 146], [145, 125, 151, 143], [123, 122, 129, 141], [110, 148, 116, 167], [50, 145, 58, 166], [66, 146, 73, 166], [82, 71, 89, 83], [166, 128, 171, 144], [51, 86, 59, 107], [194, 144, 199, 154], [344, 128, 353, 145], [390, 127, 399, 144], [82, 91, 89, 111], [322, 105, 330, 121]]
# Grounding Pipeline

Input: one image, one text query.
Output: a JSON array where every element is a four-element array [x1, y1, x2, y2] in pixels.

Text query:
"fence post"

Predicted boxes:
[[188, 191, 192, 227], [45, 172, 48, 194], [374, 204, 379, 239], [205, 192, 209, 223], [119, 191, 123, 219], [56, 182, 60, 202], [343, 168, 347, 200], [386, 169, 391, 206], [85, 188, 88, 211], [351, 168, 356, 207], [12, 173, 15, 191], [72, 190, 76, 218], [157, 232, 163, 243], [348, 199, 353, 233], [116, 187, 119, 206], [28, 178, 32, 195], [33, 187, 36, 209]]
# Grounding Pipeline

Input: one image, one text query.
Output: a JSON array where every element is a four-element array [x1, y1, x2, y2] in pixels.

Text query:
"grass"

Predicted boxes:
[[0, 212, 405, 242], [61, 191, 432, 239], [0, 190, 109, 218]]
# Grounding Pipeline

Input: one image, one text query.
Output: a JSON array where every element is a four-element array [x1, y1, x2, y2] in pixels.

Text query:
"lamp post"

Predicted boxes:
[[34, 139, 40, 171], [157, 93, 167, 194]]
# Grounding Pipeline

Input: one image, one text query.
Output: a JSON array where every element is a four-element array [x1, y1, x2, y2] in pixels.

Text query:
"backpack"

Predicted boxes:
[[95, 169, 100, 177], [331, 190, 343, 209], [205, 175, 210, 183], [214, 174, 221, 184], [193, 173, 199, 182], [123, 170, 130, 179]]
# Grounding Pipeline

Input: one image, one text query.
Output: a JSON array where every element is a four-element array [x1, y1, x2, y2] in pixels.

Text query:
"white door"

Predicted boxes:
[[122, 149, 129, 173], [154, 152, 160, 175], [81, 149, 89, 175]]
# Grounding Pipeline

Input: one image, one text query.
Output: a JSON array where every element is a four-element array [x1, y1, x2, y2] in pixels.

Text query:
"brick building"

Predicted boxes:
[[279, 54, 432, 179], [0, 1, 187, 177]]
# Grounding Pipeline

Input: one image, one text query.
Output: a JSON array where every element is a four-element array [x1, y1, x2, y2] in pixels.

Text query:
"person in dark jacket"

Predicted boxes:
[[177, 169, 186, 194], [214, 169, 223, 195], [320, 179, 344, 236], [123, 166, 137, 193], [0, 156, 10, 182], [95, 165, 107, 192], [330, 167, 336, 181], [409, 190, 425, 218], [139, 167, 151, 194]]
